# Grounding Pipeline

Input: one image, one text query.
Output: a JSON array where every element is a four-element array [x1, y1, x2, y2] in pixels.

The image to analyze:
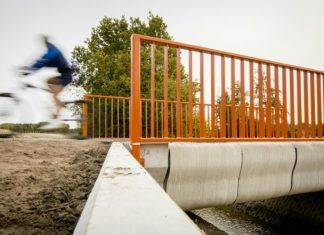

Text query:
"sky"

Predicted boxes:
[[0, 0, 323, 123]]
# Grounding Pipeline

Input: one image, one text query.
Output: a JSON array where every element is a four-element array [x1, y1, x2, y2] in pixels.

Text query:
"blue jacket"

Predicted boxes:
[[31, 43, 71, 72]]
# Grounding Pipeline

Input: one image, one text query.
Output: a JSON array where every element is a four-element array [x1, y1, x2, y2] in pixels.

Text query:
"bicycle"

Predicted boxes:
[[0, 68, 85, 137]]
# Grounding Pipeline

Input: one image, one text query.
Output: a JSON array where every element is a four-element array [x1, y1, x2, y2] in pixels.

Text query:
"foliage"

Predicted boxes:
[[216, 70, 282, 107], [0, 123, 81, 134], [71, 12, 198, 100]]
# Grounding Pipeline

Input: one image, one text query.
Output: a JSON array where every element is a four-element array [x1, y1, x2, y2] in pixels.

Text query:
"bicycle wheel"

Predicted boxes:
[[0, 95, 18, 122], [0, 129, 14, 138]]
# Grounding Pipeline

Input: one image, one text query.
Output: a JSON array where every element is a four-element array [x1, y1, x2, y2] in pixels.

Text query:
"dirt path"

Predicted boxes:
[[0, 134, 110, 235]]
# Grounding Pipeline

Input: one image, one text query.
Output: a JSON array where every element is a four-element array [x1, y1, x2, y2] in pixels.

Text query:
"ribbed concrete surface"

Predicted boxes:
[[236, 142, 296, 203], [167, 143, 242, 210], [290, 142, 324, 195]]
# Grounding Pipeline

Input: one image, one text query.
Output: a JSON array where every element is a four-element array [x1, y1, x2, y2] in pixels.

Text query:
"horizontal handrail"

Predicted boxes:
[[134, 34, 324, 75]]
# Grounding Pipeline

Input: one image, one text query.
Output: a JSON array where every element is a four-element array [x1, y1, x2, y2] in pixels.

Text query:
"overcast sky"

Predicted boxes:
[[0, 0, 323, 122]]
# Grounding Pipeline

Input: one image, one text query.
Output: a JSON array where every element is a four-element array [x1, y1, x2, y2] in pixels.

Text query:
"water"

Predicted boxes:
[[192, 207, 274, 234], [190, 192, 324, 235]]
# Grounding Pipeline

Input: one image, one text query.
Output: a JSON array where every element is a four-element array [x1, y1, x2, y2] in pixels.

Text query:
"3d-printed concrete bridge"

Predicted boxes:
[[75, 34, 324, 234]]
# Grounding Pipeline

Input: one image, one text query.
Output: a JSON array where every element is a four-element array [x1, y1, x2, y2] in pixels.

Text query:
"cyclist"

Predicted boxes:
[[23, 35, 72, 129]]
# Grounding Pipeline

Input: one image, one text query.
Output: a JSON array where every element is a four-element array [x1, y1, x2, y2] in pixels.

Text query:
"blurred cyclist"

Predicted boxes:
[[23, 35, 72, 129]]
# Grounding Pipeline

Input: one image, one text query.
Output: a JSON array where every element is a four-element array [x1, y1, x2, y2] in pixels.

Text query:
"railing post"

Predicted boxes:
[[150, 44, 156, 138], [82, 94, 88, 137], [131, 34, 142, 163], [220, 55, 226, 138], [164, 46, 169, 138], [177, 48, 182, 137]]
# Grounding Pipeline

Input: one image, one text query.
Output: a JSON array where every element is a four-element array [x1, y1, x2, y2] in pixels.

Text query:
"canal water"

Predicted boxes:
[[188, 191, 324, 234]]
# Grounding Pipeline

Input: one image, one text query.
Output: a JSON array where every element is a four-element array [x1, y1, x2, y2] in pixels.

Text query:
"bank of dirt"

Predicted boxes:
[[0, 134, 110, 235]]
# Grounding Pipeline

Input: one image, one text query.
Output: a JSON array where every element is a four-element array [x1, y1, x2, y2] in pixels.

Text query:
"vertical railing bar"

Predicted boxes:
[[82, 95, 88, 137], [92, 97, 95, 138], [304, 71, 309, 138], [231, 57, 237, 137], [272, 108, 275, 136], [216, 105, 219, 138], [117, 99, 120, 138], [176, 48, 181, 138], [145, 101, 148, 138], [151, 44, 156, 138], [211, 54, 216, 137], [111, 99, 113, 138], [105, 98, 107, 138], [207, 104, 210, 137], [161, 102, 164, 138], [310, 72, 316, 137], [128, 99, 130, 138], [227, 106, 230, 137], [185, 103, 188, 137], [98, 98, 101, 138], [188, 50, 193, 137], [317, 73, 322, 137], [156, 102, 158, 137], [282, 67, 287, 138], [161, 103, 164, 138], [266, 64, 271, 137], [220, 55, 226, 138], [258, 63, 265, 137], [290, 69, 295, 138], [180, 103, 184, 138], [323, 74, 324, 137], [322, 74, 324, 137], [123, 99, 125, 138], [163, 46, 168, 138], [274, 65, 280, 138], [246, 107, 249, 137], [199, 52, 205, 137], [297, 70, 302, 137], [171, 103, 174, 137], [195, 105, 198, 137], [249, 61, 255, 138], [240, 59, 246, 138], [256, 108, 259, 137]]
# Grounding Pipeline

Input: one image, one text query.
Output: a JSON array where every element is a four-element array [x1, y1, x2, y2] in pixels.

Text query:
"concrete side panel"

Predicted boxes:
[[74, 142, 202, 235], [290, 142, 324, 195], [236, 142, 296, 203], [166, 143, 242, 210], [141, 143, 169, 187]]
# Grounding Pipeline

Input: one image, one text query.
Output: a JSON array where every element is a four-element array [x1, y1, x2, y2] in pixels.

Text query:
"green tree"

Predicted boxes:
[[216, 70, 282, 107], [72, 12, 197, 100], [72, 13, 198, 137]]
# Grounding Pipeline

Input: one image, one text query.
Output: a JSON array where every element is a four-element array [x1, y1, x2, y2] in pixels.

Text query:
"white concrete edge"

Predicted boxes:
[[74, 142, 202, 235], [73, 144, 112, 235]]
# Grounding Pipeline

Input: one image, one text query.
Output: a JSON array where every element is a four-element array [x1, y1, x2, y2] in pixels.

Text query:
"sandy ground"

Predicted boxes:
[[0, 133, 110, 235]]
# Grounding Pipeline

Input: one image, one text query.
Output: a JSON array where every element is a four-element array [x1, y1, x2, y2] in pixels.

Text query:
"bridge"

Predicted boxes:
[[76, 34, 324, 233]]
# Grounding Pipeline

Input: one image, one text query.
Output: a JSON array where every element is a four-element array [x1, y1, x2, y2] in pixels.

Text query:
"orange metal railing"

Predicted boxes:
[[82, 95, 284, 140], [130, 34, 324, 160], [82, 94, 130, 139]]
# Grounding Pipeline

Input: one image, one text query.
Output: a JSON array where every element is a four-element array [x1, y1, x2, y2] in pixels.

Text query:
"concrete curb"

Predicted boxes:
[[74, 142, 202, 235]]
